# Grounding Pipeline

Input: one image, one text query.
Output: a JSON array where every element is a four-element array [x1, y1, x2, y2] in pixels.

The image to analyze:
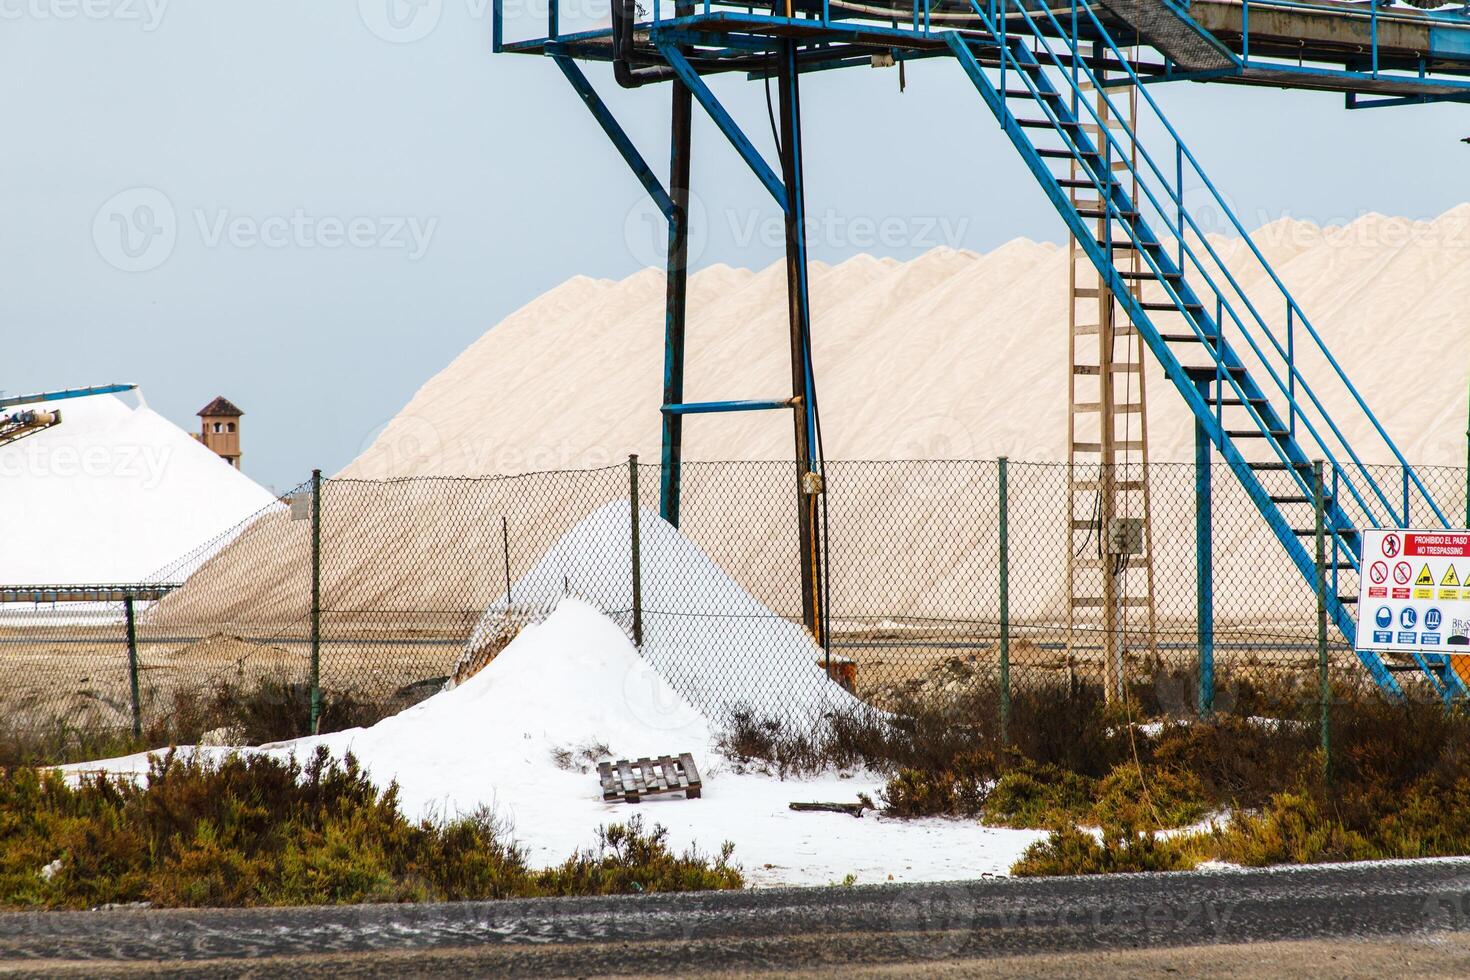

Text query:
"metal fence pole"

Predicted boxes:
[[124, 596, 141, 739], [502, 516, 512, 605], [999, 456, 1011, 745], [629, 454, 644, 647], [1313, 459, 1331, 788], [1195, 404, 1214, 716], [310, 468, 323, 735]]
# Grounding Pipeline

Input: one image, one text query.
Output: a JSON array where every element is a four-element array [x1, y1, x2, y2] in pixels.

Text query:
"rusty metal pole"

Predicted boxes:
[[776, 33, 822, 643]]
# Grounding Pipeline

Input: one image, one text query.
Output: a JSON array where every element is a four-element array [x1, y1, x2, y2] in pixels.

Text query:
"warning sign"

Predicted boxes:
[[1357, 529, 1470, 655]]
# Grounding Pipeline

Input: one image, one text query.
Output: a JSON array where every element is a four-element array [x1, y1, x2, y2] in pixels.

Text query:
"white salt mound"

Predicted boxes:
[[466, 502, 867, 724], [64, 598, 1047, 884], [0, 392, 277, 586]]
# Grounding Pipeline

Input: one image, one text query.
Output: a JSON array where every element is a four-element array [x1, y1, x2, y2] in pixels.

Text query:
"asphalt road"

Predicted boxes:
[[7, 858, 1470, 977]]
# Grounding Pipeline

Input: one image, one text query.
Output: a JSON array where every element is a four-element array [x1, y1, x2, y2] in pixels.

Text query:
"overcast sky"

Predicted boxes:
[[4, 1, 1466, 491]]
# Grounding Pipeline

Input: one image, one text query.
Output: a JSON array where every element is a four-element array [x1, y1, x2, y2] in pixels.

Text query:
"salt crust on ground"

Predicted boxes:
[[63, 598, 1043, 887]]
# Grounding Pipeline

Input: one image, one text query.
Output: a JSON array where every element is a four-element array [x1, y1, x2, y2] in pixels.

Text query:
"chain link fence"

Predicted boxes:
[[3, 459, 1468, 739]]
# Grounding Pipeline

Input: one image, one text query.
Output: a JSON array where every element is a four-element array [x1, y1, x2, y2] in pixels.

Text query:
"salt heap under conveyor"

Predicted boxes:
[[463, 502, 869, 725], [0, 392, 277, 587]]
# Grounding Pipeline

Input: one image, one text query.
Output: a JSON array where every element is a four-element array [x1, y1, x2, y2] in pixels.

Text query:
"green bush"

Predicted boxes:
[[0, 748, 741, 909], [1213, 792, 1373, 867], [1011, 825, 1196, 877], [1090, 763, 1209, 832], [981, 762, 1096, 829]]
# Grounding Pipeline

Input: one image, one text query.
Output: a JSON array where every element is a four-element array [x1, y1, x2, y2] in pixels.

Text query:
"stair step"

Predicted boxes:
[[1210, 397, 1270, 407], [1073, 479, 1146, 491], [1293, 527, 1360, 540], [1118, 269, 1181, 281], [1183, 364, 1247, 379], [1077, 207, 1139, 220], [1160, 333, 1218, 344], [1100, 240, 1161, 252], [1140, 300, 1204, 312], [1073, 441, 1146, 453], [1003, 88, 1062, 99], [1059, 177, 1117, 189], [1073, 401, 1144, 413], [1073, 322, 1138, 337], [1037, 147, 1094, 160], [1269, 494, 1334, 505], [1250, 461, 1315, 473], [1225, 429, 1289, 440]]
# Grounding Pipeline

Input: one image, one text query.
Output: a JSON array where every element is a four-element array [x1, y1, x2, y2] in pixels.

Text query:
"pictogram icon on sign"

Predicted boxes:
[[1382, 534, 1401, 558], [1369, 561, 1389, 584], [1401, 607, 1418, 630], [1443, 566, 1462, 588], [1394, 562, 1413, 585], [1416, 564, 1435, 587]]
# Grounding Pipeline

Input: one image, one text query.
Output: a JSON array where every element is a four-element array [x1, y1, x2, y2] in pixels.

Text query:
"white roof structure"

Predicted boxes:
[[0, 392, 278, 585]]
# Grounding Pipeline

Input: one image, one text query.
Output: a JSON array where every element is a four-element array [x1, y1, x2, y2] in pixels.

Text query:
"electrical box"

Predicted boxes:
[[290, 491, 313, 522], [1106, 517, 1144, 557]]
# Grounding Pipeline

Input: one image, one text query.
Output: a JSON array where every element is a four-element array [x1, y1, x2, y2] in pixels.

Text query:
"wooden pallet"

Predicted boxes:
[[597, 753, 702, 803]]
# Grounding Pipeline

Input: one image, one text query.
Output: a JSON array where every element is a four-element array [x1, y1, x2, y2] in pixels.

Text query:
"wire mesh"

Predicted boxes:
[[2, 459, 1466, 737]]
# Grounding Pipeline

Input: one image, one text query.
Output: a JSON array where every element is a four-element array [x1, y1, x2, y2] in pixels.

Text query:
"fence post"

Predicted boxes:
[[124, 596, 141, 739], [998, 456, 1010, 746], [310, 468, 322, 736], [501, 516, 512, 605], [1313, 459, 1331, 788], [629, 454, 644, 647], [1194, 400, 1214, 716]]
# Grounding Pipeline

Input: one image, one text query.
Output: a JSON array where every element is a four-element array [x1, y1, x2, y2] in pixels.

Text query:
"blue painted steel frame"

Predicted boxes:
[[550, 54, 674, 218], [946, 30, 1408, 697], [663, 398, 795, 414]]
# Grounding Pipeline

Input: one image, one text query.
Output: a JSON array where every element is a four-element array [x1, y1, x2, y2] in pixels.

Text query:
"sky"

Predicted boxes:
[[3, 0, 1467, 492]]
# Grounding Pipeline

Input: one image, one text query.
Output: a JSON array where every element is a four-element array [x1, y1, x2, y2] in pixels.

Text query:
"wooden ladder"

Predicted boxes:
[[1064, 53, 1159, 702]]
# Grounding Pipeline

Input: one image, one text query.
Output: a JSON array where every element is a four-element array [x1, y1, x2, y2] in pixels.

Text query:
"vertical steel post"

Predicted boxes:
[[630, 454, 644, 647], [1195, 403, 1215, 716], [1313, 459, 1331, 787], [124, 596, 141, 739], [776, 34, 823, 642], [999, 457, 1011, 745], [660, 1, 694, 527], [502, 515, 512, 605], [310, 468, 323, 736], [1465, 372, 1469, 527]]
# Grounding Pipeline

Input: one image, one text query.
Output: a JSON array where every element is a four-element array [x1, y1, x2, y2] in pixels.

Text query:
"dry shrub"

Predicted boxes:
[[1011, 826, 1196, 877]]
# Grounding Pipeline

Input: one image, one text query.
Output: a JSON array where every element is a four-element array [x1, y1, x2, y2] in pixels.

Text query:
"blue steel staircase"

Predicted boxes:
[[946, 0, 1461, 698]]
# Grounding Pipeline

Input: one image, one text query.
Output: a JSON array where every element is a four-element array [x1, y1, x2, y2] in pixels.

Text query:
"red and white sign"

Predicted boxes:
[[1357, 527, 1470, 654]]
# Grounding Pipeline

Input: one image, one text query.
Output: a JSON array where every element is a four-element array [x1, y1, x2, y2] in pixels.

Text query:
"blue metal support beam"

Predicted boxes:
[[0, 383, 135, 410], [662, 398, 796, 414], [655, 37, 788, 208], [550, 53, 674, 219]]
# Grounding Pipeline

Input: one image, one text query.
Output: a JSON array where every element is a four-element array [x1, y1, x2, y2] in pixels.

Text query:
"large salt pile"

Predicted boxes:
[[466, 502, 869, 724], [0, 392, 277, 585], [66, 598, 1045, 885]]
